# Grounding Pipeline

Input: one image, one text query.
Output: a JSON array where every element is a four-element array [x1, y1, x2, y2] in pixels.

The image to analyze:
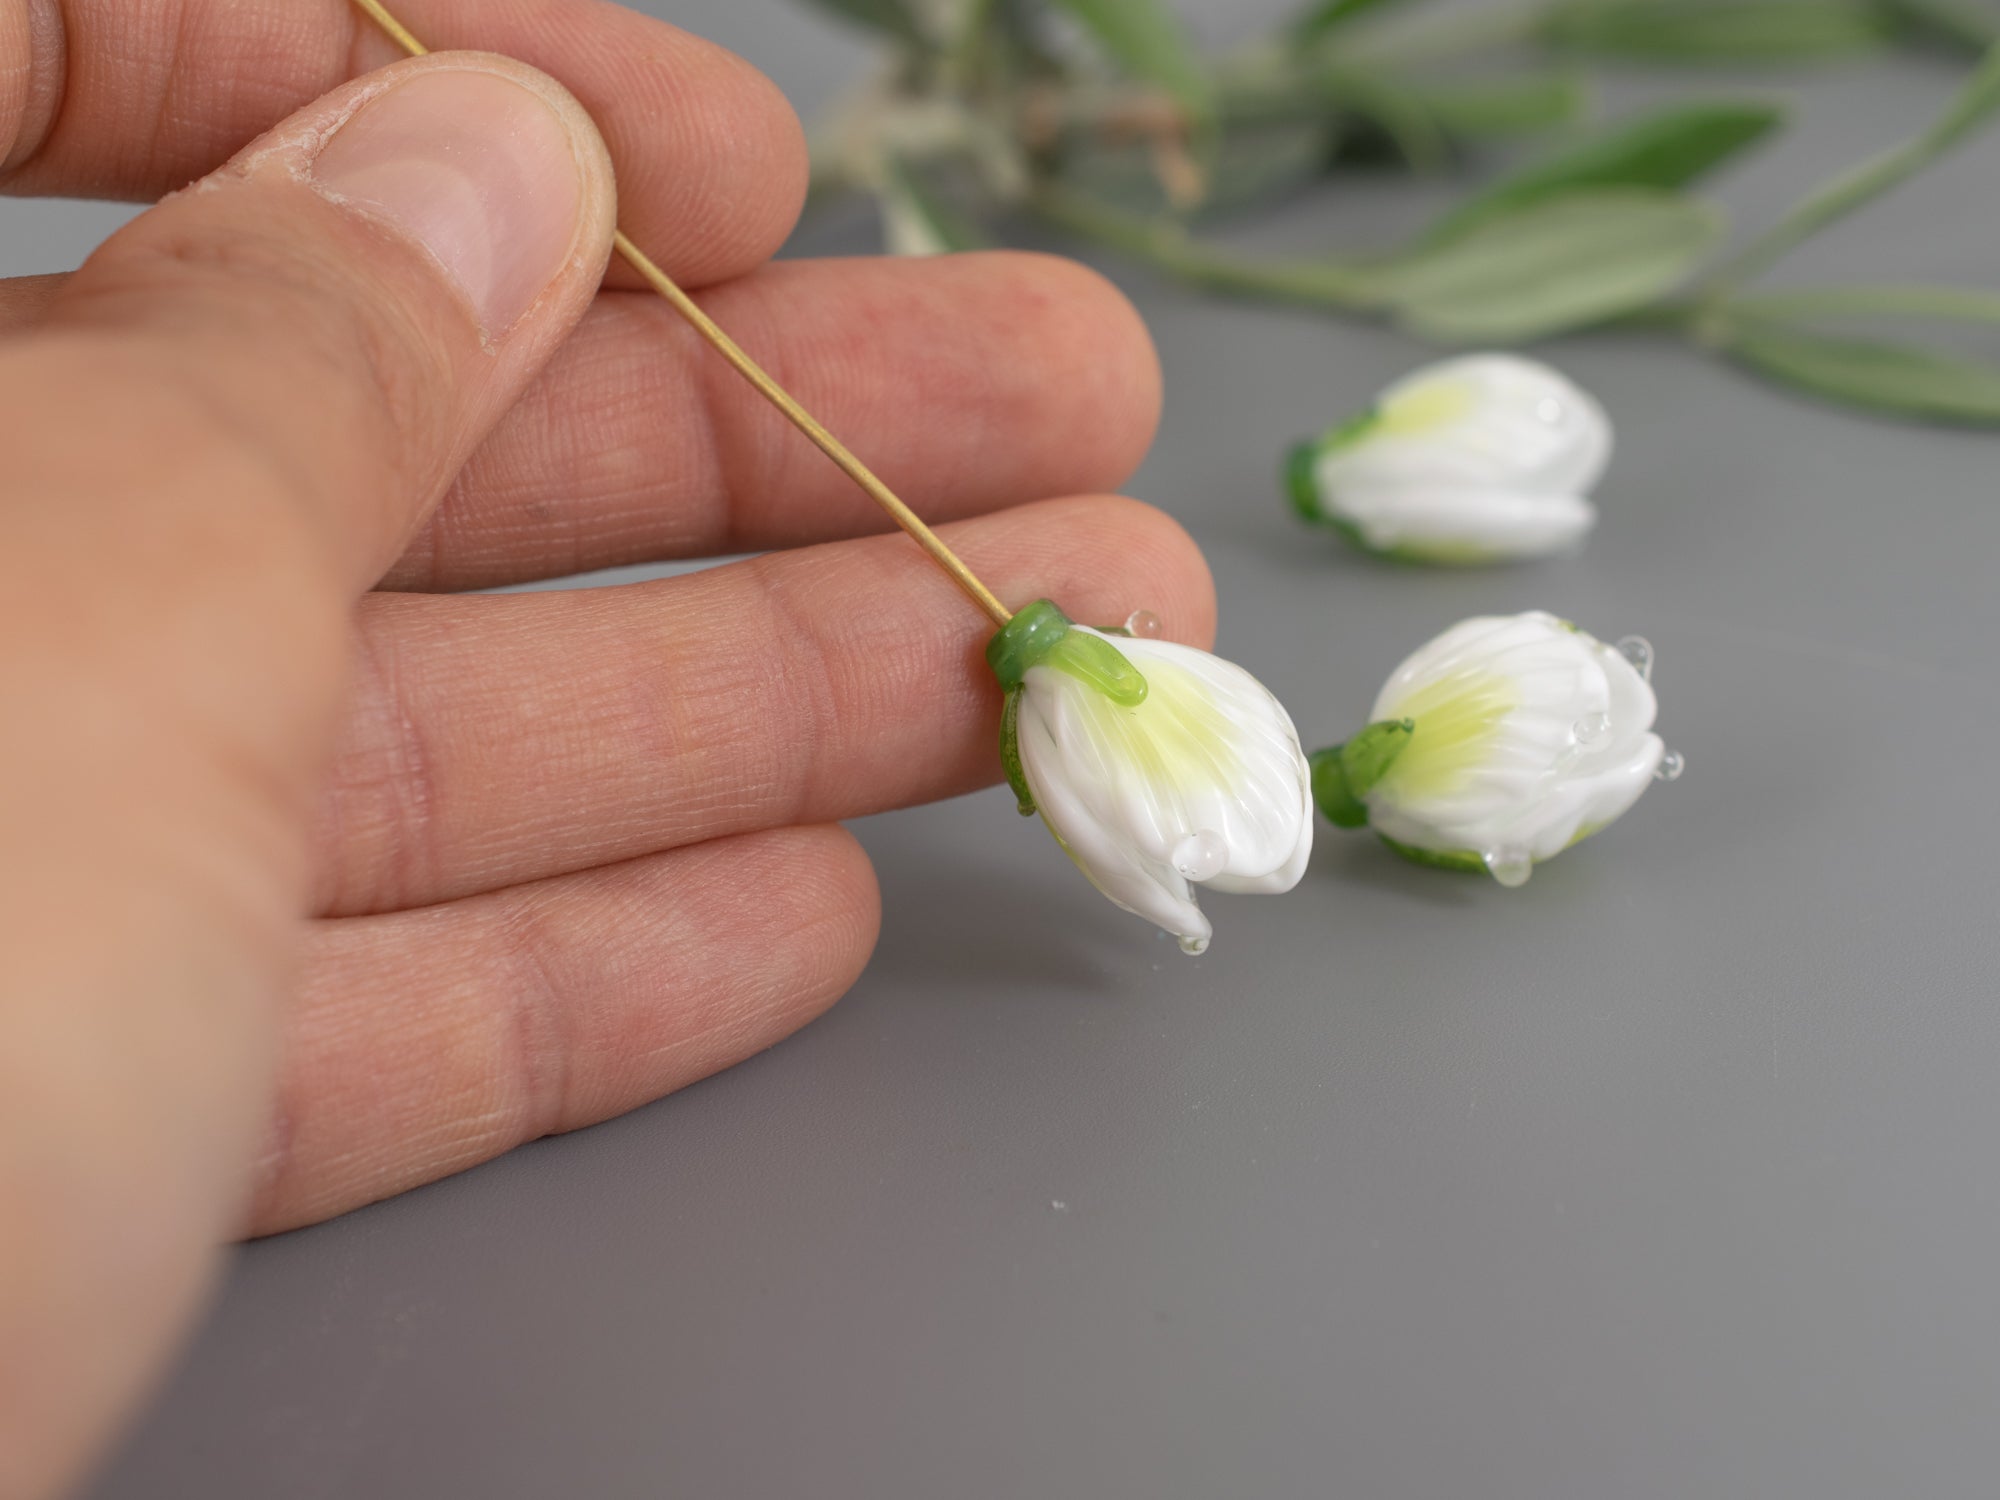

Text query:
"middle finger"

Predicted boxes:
[[314, 494, 1215, 917]]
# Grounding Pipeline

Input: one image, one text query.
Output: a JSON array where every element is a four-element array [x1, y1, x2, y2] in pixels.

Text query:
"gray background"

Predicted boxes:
[[6, 1, 1997, 1495]]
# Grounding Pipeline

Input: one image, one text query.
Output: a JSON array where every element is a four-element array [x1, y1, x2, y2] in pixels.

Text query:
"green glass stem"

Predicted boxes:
[[1308, 719, 1413, 829], [989, 598, 1152, 820]]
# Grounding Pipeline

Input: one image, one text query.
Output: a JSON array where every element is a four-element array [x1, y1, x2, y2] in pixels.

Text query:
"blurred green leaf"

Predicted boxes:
[[1722, 319, 2000, 421], [1048, 0, 1215, 117], [1290, 0, 1410, 43], [879, 158, 992, 253], [1545, 0, 1889, 62], [1320, 66, 1453, 167], [1222, 66, 1585, 173], [1878, 0, 2000, 58], [1030, 184, 1385, 307], [1714, 284, 2000, 421], [1213, 126, 1345, 202], [1924, 31, 2000, 136], [794, 0, 929, 48], [1701, 39, 2000, 289], [1383, 189, 1724, 340], [1057, 124, 1335, 218], [1424, 100, 1782, 243], [1398, 69, 1591, 136], [1728, 282, 2000, 322]]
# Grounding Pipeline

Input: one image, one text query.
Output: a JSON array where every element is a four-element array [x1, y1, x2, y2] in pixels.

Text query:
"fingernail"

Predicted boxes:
[[312, 66, 586, 336]]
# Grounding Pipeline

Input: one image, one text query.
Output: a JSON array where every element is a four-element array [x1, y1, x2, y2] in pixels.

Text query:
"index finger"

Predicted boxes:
[[0, 0, 806, 288]]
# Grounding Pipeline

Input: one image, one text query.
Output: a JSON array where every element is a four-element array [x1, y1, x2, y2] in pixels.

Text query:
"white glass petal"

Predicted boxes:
[[1330, 482, 1597, 562], [1309, 355, 1612, 564], [1015, 631, 1313, 952], [1359, 611, 1665, 878], [1323, 354, 1612, 495], [1018, 693, 1212, 950]]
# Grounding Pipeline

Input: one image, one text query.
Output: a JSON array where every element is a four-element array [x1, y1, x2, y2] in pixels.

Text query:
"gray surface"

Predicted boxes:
[[6, 2, 1997, 1496]]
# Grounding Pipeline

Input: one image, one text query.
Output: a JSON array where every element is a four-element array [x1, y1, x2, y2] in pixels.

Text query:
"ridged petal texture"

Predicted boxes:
[[1364, 612, 1665, 884], [1310, 354, 1611, 563], [1017, 632, 1313, 954]]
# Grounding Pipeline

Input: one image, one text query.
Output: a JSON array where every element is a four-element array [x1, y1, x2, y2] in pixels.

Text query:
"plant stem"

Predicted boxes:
[[1030, 186, 1387, 307], [1702, 39, 2000, 296], [1025, 66, 1387, 138], [1598, 299, 1701, 333], [1725, 283, 2000, 323], [1880, 0, 2000, 58], [948, 0, 1001, 91]]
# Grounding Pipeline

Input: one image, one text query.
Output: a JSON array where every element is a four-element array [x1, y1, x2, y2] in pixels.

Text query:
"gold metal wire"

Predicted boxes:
[[348, 0, 1014, 627]]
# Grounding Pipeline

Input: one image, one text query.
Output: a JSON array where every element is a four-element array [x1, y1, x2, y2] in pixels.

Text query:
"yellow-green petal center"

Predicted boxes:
[[1376, 373, 1473, 439], [1064, 655, 1245, 795], [1374, 668, 1516, 801]]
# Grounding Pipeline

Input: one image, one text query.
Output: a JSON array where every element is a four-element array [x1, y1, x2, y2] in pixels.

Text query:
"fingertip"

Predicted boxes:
[[601, 34, 808, 289], [722, 54, 813, 271], [995, 494, 1216, 652], [1120, 499, 1219, 651], [301, 53, 619, 337], [1031, 254, 1165, 481], [785, 824, 884, 1012], [468, 52, 622, 297], [957, 251, 1164, 494], [680, 824, 881, 1044]]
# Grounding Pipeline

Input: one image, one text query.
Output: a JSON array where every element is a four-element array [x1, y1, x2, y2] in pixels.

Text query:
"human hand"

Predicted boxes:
[[0, 4, 1212, 1494]]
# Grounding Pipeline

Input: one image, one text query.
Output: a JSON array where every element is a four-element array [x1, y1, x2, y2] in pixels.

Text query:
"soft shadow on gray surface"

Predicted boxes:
[[867, 836, 1131, 997]]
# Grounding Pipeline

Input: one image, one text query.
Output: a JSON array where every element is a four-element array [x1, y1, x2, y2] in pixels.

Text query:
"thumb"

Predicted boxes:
[[0, 55, 614, 1500], [27, 51, 618, 591]]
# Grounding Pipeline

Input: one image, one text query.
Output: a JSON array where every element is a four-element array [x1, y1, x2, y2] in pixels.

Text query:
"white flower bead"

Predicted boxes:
[[992, 601, 1313, 955], [1289, 354, 1611, 564], [1313, 611, 1677, 885]]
